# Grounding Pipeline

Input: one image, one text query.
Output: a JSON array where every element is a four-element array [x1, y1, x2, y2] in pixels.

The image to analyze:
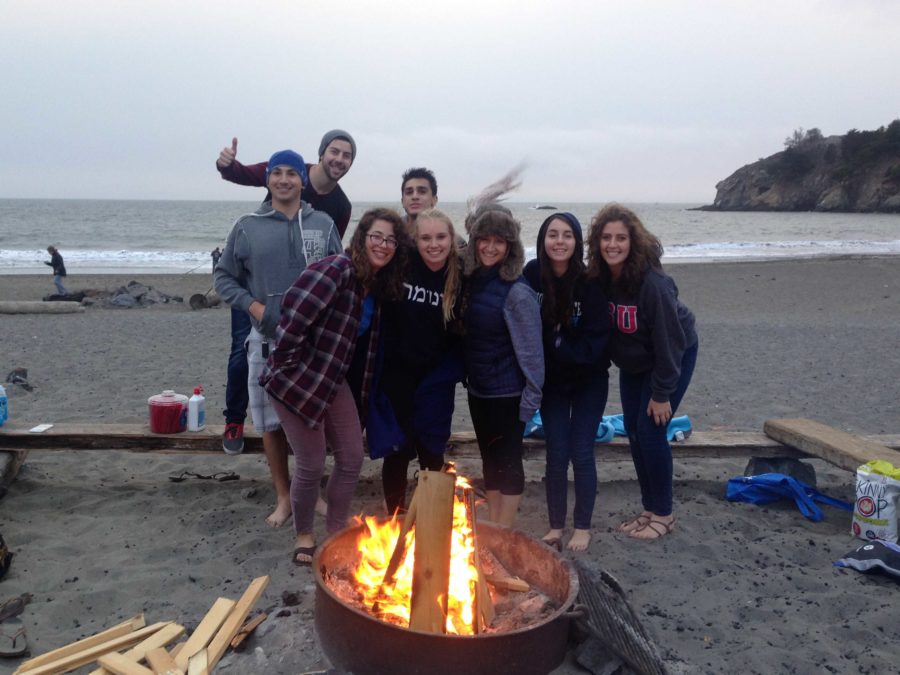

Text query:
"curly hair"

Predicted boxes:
[[537, 215, 585, 328], [415, 208, 462, 323], [348, 208, 411, 301], [586, 203, 663, 296]]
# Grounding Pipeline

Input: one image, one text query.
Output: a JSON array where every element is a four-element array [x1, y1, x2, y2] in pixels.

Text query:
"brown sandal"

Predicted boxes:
[[629, 517, 676, 540], [616, 514, 650, 533]]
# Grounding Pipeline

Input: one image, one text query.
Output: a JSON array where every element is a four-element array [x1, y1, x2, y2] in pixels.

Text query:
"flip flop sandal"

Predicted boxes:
[[0, 617, 28, 658], [292, 545, 317, 567]]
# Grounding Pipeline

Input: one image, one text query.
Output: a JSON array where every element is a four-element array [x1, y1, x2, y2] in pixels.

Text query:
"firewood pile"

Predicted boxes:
[[13, 576, 268, 675]]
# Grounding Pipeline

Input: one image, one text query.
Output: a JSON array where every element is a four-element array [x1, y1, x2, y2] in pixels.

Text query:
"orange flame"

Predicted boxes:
[[352, 477, 480, 635]]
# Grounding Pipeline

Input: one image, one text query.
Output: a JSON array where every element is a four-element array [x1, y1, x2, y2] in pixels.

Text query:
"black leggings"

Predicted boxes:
[[468, 394, 525, 495]]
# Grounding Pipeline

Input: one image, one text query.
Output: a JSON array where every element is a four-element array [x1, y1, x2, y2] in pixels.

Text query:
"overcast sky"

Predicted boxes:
[[2, 0, 899, 203]]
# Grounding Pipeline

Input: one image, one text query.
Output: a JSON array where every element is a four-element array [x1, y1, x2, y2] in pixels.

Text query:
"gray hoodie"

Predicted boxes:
[[214, 201, 341, 338]]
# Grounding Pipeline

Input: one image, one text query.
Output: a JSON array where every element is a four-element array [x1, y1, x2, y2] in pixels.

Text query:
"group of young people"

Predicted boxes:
[[213, 131, 698, 565]]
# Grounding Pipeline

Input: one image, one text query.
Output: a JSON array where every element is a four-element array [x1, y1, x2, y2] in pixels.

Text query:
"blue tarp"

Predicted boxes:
[[726, 473, 853, 522]]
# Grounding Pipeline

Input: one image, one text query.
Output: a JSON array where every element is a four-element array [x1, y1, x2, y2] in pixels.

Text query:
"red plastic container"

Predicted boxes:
[[148, 390, 188, 434]]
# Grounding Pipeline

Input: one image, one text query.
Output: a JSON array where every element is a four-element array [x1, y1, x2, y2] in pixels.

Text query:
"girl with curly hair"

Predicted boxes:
[[261, 208, 410, 564], [587, 203, 698, 540]]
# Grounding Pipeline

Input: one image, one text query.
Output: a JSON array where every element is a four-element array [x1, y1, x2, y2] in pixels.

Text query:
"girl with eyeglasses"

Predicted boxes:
[[261, 207, 410, 565]]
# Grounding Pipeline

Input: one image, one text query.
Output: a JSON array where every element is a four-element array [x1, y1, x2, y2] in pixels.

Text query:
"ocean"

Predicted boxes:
[[1, 198, 899, 273]]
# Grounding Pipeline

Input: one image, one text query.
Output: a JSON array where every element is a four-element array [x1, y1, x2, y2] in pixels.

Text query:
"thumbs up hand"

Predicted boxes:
[[216, 137, 239, 168]]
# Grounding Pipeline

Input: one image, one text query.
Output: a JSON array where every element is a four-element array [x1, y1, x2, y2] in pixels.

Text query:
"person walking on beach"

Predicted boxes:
[[368, 208, 465, 514], [587, 203, 698, 541], [523, 213, 610, 552], [214, 149, 342, 528], [261, 208, 410, 565], [464, 205, 543, 528], [45, 246, 68, 296], [214, 130, 356, 455], [210, 247, 221, 272]]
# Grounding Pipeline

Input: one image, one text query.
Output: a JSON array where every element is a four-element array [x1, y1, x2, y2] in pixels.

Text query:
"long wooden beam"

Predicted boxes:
[[764, 418, 900, 472]]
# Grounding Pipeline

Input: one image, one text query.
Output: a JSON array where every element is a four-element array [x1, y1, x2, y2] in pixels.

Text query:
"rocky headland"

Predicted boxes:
[[703, 121, 900, 212]]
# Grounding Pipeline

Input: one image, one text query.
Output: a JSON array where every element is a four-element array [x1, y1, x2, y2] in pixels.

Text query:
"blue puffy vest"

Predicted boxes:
[[464, 268, 526, 397]]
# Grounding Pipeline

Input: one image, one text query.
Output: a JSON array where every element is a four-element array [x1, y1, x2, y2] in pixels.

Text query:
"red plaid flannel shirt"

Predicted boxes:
[[261, 253, 380, 428]]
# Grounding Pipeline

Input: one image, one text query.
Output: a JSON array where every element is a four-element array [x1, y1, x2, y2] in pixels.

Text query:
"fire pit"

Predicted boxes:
[[314, 520, 580, 675]]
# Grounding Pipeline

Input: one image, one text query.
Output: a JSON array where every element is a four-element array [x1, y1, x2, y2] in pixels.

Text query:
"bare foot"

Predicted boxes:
[[265, 500, 292, 528], [629, 515, 676, 540], [566, 529, 591, 552], [316, 497, 328, 517], [616, 511, 652, 533], [542, 528, 564, 543]]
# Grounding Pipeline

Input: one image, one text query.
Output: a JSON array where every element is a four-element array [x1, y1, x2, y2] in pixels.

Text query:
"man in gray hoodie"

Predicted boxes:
[[215, 149, 342, 528]]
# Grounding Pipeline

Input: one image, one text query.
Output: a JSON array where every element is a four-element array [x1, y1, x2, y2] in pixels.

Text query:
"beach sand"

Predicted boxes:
[[1, 257, 898, 673]]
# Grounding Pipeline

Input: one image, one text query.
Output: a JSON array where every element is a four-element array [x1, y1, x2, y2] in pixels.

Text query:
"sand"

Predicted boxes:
[[1, 257, 899, 673]]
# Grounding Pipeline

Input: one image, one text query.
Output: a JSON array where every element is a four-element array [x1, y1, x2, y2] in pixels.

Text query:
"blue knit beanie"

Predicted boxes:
[[318, 129, 357, 160], [266, 150, 308, 185]]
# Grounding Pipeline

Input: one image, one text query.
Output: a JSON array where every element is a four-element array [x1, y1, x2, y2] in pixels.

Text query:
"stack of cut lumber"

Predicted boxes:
[[13, 575, 268, 675]]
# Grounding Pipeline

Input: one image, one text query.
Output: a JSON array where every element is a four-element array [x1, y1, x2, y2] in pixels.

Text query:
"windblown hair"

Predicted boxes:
[[464, 207, 525, 282], [586, 203, 663, 297], [401, 167, 438, 196], [348, 208, 411, 301], [415, 208, 462, 323], [463, 164, 525, 234], [538, 217, 585, 328]]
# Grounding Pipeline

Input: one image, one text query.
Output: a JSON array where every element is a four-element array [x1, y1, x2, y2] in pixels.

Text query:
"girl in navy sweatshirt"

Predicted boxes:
[[587, 204, 698, 540], [524, 213, 610, 551]]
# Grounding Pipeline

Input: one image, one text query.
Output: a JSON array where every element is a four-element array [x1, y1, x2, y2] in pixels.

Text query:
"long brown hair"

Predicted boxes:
[[537, 213, 585, 328], [586, 203, 662, 296], [348, 208, 410, 301], [415, 208, 461, 323]]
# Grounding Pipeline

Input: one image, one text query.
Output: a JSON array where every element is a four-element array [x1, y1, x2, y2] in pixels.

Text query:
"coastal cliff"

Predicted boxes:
[[703, 121, 900, 212]]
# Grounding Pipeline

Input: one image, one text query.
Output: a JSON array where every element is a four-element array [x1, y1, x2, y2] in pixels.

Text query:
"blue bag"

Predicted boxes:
[[524, 411, 615, 443], [726, 473, 853, 522]]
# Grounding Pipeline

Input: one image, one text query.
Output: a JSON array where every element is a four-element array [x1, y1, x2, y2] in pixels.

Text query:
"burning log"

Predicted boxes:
[[408, 471, 456, 633]]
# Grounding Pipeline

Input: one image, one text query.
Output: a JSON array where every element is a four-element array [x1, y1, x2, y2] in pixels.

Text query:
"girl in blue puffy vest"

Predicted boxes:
[[463, 205, 543, 527]]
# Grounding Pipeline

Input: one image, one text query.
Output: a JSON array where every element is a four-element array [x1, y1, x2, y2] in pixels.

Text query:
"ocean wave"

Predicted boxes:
[[3, 239, 900, 272]]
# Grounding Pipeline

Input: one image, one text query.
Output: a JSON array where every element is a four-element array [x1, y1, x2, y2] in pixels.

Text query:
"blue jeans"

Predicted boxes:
[[541, 375, 609, 530], [224, 307, 252, 424], [619, 341, 698, 517], [53, 274, 68, 295]]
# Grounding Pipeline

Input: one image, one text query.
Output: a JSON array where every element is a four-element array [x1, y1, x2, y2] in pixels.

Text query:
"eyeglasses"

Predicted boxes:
[[367, 233, 399, 249]]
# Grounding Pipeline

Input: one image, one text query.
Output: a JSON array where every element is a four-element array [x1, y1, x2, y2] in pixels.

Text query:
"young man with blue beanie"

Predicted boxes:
[[215, 131, 355, 456], [215, 149, 342, 528]]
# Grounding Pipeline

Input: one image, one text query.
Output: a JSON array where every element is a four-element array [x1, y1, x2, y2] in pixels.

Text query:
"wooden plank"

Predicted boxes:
[[89, 623, 185, 675], [409, 471, 456, 634], [204, 577, 269, 669], [173, 597, 235, 672], [186, 649, 209, 675], [0, 301, 85, 314], [15, 621, 169, 675], [764, 418, 900, 472], [96, 653, 155, 675], [485, 573, 530, 593], [2, 422, 898, 457], [145, 647, 184, 675], [14, 615, 146, 673]]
